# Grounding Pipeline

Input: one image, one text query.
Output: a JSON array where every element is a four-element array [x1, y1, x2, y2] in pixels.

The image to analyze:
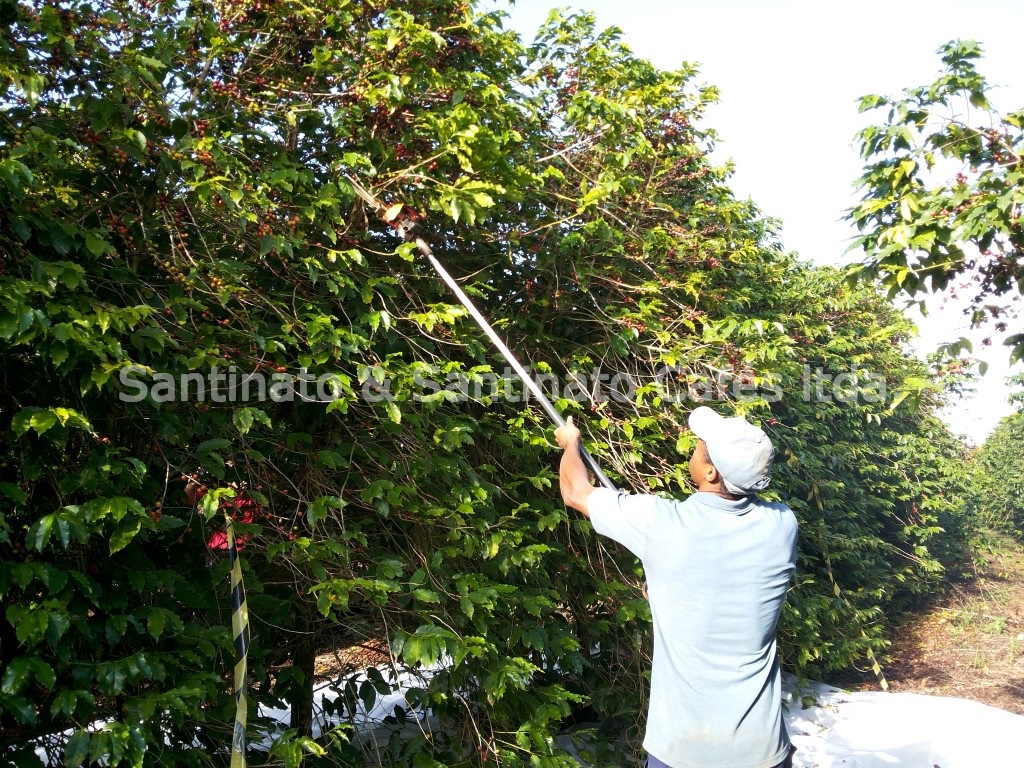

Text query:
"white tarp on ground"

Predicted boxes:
[[29, 669, 1024, 765], [783, 675, 1024, 767], [263, 668, 1024, 767]]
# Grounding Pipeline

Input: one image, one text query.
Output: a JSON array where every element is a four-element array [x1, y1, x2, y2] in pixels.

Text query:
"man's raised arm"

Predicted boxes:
[[554, 416, 596, 516]]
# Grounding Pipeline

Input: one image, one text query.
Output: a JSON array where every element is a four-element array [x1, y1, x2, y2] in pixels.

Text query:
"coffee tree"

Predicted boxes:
[[971, 375, 1024, 534], [849, 40, 1024, 363], [1, 1, 974, 765]]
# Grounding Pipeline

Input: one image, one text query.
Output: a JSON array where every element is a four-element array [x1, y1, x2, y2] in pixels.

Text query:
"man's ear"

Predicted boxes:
[[704, 464, 722, 485]]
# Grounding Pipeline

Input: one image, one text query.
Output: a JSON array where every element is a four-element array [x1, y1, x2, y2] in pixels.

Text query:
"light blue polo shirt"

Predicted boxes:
[[588, 488, 798, 768]]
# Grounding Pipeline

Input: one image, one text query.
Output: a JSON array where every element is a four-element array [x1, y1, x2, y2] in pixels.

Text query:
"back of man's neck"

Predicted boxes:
[[697, 482, 744, 500]]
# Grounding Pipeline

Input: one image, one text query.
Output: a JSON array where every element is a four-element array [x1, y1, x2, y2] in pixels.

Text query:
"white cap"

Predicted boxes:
[[688, 406, 774, 495]]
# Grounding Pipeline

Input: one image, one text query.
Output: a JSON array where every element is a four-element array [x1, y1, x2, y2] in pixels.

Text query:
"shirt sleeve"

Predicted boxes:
[[587, 488, 657, 559]]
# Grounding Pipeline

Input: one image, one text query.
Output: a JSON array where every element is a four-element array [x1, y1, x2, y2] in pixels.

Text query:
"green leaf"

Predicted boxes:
[[233, 408, 255, 434], [1, 656, 56, 696], [85, 233, 115, 256], [52, 407, 91, 430], [0, 313, 18, 340], [50, 689, 94, 720], [109, 516, 143, 555], [395, 241, 417, 262], [64, 731, 91, 768], [28, 515, 56, 551], [0, 482, 28, 504], [10, 606, 48, 645], [1, 658, 30, 695], [146, 609, 167, 640], [29, 410, 58, 435], [196, 438, 232, 454], [385, 400, 401, 424], [0, 694, 37, 726]]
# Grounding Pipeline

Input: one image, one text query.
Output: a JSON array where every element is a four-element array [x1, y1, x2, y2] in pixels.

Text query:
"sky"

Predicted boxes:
[[494, 0, 1024, 443]]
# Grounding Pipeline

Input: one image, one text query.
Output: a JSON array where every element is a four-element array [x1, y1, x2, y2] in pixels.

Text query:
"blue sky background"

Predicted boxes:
[[493, 0, 1024, 442]]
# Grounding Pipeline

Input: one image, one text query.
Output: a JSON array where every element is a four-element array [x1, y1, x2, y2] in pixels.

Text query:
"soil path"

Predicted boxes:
[[837, 537, 1024, 715]]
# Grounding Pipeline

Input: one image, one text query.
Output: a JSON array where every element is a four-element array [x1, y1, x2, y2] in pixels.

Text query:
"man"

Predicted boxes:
[[554, 406, 798, 768]]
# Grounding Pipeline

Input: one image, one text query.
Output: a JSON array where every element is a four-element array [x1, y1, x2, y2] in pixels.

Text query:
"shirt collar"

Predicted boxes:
[[692, 491, 757, 513]]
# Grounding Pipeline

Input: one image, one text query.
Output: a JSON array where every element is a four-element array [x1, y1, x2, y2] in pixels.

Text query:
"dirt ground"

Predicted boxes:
[[314, 640, 392, 680], [835, 536, 1024, 715]]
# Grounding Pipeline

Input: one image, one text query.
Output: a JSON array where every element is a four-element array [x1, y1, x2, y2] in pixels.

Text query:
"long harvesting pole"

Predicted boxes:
[[346, 176, 617, 491]]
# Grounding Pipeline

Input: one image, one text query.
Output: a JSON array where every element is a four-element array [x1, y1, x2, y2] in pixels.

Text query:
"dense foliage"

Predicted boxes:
[[849, 40, 1024, 364], [1, 2, 974, 765], [972, 379, 1024, 534]]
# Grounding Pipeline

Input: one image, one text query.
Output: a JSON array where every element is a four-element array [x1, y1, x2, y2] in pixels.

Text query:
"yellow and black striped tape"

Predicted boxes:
[[225, 511, 250, 768]]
